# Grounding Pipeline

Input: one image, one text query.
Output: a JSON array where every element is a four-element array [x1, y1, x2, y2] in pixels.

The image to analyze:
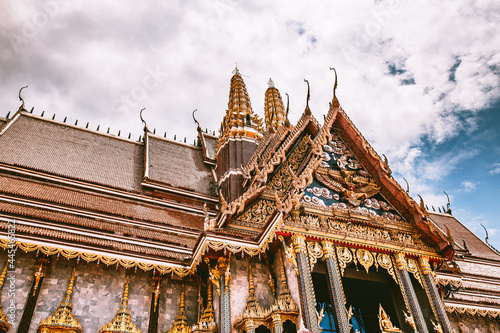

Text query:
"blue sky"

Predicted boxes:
[[1, 0, 499, 249]]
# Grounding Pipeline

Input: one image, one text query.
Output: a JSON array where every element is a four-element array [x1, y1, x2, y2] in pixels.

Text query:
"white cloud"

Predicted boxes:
[[460, 180, 477, 193], [490, 162, 500, 175]]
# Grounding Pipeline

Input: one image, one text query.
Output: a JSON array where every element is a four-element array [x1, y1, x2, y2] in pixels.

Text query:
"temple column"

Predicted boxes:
[[418, 257, 454, 333], [321, 241, 350, 333], [394, 253, 428, 333], [18, 256, 49, 333], [218, 257, 231, 333], [291, 235, 319, 332], [272, 313, 282, 333], [245, 319, 255, 333]]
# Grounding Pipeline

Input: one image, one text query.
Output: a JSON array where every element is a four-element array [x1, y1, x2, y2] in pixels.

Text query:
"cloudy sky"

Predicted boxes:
[[1, 0, 499, 250]]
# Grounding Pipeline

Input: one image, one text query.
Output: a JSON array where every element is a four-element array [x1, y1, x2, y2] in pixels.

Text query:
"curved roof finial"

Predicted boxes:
[[192, 109, 200, 130], [304, 79, 311, 115], [443, 190, 452, 214], [329, 67, 340, 107], [139, 107, 149, 133], [403, 177, 410, 193], [285, 93, 291, 127], [18, 85, 28, 111], [480, 223, 490, 244]]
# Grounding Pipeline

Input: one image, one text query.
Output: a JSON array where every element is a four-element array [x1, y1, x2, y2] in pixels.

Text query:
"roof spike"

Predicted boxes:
[[41, 111, 45, 117], [86, 122, 89, 128], [30, 107, 34, 113], [480, 224, 489, 244], [164, 132, 166, 138], [63, 116, 67, 123], [174, 134, 176, 140], [303, 79, 311, 115], [96, 125, 100, 131], [329, 67, 340, 107], [138, 135, 142, 141], [432, 206, 435, 211], [128, 133, 131, 139], [52, 114, 56, 120], [107, 127, 110, 134], [438, 207, 442, 213], [74, 119, 78, 125], [117, 130, 121, 137], [18, 85, 28, 112], [6, 111, 10, 118], [153, 128, 156, 134], [184, 137, 186, 143]]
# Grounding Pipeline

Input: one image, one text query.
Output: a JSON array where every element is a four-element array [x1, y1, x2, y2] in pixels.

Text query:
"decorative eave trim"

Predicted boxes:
[[445, 301, 500, 318], [141, 181, 219, 204]]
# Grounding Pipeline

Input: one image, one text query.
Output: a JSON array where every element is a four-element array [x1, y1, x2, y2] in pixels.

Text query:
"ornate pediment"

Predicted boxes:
[[302, 129, 405, 224]]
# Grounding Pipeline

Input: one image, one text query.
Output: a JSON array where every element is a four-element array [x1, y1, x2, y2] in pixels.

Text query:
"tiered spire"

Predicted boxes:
[[37, 268, 82, 333], [235, 264, 266, 322], [0, 263, 10, 333], [192, 283, 216, 333], [268, 255, 298, 314], [219, 68, 263, 146], [264, 79, 286, 130], [167, 284, 192, 333], [99, 276, 141, 333]]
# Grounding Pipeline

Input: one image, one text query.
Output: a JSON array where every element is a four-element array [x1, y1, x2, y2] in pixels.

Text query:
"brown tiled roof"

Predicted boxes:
[[0, 174, 204, 231], [0, 200, 198, 248], [0, 113, 144, 191], [147, 135, 214, 195], [430, 212, 500, 261]]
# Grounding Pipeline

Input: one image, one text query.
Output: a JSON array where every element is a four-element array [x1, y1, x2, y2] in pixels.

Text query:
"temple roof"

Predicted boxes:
[[146, 134, 214, 196], [0, 113, 144, 192], [430, 212, 500, 261]]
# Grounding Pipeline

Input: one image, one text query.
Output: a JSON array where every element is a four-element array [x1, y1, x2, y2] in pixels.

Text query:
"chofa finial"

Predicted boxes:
[[304, 79, 311, 115], [18, 85, 28, 111], [192, 109, 200, 130], [139, 107, 149, 133], [329, 67, 340, 107], [443, 190, 452, 214]]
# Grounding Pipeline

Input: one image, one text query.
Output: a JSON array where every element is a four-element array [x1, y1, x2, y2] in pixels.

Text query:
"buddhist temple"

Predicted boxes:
[[0, 69, 499, 333]]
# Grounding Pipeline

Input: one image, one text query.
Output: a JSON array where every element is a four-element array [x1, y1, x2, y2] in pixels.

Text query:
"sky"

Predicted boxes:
[[1, 0, 499, 250]]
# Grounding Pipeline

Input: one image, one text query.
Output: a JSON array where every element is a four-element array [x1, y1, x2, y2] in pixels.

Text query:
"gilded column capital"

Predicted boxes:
[[291, 234, 307, 254], [394, 253, 408, 271], [418, 257, 432, 275], [272, 313, 282, 325], [321, 240, 335, 259]]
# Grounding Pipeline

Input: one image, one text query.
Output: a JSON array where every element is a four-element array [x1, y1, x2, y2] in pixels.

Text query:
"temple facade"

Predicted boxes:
[[0, 69, 499, 333]]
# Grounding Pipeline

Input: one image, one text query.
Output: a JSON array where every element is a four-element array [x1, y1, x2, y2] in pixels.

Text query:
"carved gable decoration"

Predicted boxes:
[[303, 129, 405, 224]]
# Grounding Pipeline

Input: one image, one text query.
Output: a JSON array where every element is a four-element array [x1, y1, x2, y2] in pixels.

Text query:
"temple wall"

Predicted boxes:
[[448, 312, 500, 333], [0, 250, 199, 333], [230, 255, 274, 333], [0, 250, 35, 332]]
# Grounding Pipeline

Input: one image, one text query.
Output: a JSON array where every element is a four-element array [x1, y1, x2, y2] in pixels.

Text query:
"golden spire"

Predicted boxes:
[[193, 284, 216, 333], [167, 284, 192, 333], [37, 268, 83, 333], [269, 254, 298, 314], [218, 68, 263, 146], [99, 276, 141, 333], [264, 78, 286, 130], [0, 262, 11, 333]]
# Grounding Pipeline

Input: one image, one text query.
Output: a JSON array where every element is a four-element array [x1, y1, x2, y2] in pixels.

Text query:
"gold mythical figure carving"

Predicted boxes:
[[378, 304, 401, 333]]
